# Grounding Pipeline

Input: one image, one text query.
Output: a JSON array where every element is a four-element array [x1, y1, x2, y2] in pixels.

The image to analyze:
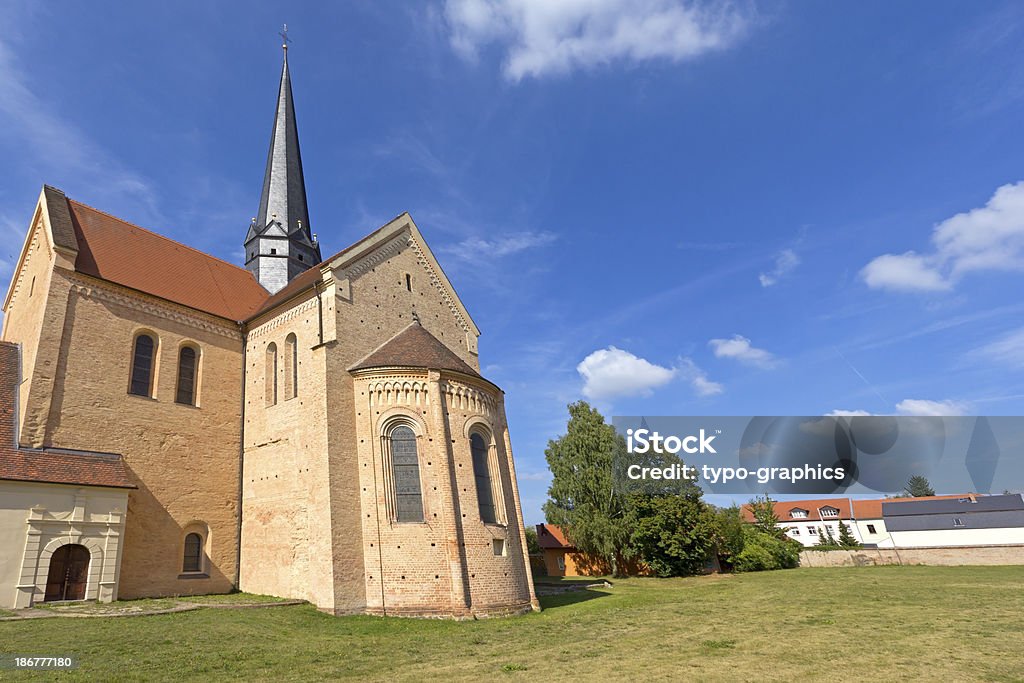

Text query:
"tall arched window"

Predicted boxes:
[[471, 433, 497, 524], [175, 346, 198, 405], [129, 333, 156, 397], [390, 425, 423, 522], [284, 333, 298, 400], [265, 343, 278, 406], [182, 532, 203, 573]]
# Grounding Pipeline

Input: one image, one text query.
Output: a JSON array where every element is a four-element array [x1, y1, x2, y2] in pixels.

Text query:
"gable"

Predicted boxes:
[[249, 213, 480, 344]]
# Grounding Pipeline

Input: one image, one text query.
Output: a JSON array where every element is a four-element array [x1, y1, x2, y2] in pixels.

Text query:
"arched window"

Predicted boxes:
[[182, 533, 203, 573], [471, 433, 497, 524], [284, 333, 298, 400], [265, 342, 278, 406], [129, 333, 156, 397], [175, 346, 198, 405], [390, 425, 423, 522]]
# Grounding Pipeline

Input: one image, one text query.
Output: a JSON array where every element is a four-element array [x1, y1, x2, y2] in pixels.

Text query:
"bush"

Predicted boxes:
[[733, 527, 801, 572]]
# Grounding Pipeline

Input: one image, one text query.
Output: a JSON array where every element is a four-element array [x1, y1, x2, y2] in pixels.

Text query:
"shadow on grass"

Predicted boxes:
[[538, 588, 610, 610], [532, 575, 609, 586]]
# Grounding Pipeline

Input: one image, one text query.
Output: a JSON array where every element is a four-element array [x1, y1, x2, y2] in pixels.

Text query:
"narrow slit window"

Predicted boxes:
[[405, 273, 412, 291], [182, 533, 203, 573], [391, 425, 423, 522], [284, 334, 297, 400], [265, 343, 278, 406], [129, 333, 156, 397], [175, 346, 198, 405], [471, 433, 497, 524]]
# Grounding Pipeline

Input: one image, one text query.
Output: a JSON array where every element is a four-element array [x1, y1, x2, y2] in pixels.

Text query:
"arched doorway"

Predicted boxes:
[[44, 544, 90, 602]]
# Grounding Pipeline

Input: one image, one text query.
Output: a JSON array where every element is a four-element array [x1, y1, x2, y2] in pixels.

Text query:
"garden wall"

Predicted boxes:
[[799, 545, 1024, 567]]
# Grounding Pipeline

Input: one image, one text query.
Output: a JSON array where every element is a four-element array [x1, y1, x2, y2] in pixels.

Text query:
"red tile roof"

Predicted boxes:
[[741, 497, 852, 523], [741, 495, 978, 523], [536, 524, 575, 550], [0, 342, 134, 489], [350, 322, 480, 378], [0, 449, 135, 489], [66, 198, 269, 321]]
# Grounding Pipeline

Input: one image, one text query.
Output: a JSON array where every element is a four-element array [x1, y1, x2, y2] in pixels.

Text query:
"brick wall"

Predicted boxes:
[[6, 266, 243, 599]]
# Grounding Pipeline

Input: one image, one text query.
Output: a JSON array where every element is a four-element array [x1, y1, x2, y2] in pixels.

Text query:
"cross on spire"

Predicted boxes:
[[279, 24, 291, 52]]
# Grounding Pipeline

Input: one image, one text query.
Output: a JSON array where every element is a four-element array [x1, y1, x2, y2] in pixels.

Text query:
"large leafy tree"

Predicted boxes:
[[630, 494, 718, 577], [544, 401, 634, 577], [904, 475, 936, 497]]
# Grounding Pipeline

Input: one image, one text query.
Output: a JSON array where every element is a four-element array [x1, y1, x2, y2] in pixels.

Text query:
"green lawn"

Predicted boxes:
[[1, 566, 1022, 681]]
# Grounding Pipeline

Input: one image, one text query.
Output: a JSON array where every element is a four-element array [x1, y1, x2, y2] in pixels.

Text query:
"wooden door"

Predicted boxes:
[[44, 544, 90, 602]]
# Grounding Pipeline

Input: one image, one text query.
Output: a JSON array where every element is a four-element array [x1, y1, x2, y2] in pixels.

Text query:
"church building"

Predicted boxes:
[[0, 42, 539, 618]]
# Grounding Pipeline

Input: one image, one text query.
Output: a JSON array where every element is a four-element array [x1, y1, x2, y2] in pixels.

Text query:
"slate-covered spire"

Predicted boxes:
[[245, 30, 322, 294]]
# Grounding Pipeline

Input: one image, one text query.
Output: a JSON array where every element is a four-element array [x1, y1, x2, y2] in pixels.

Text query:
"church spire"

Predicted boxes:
[[245, 26, 322, 294]]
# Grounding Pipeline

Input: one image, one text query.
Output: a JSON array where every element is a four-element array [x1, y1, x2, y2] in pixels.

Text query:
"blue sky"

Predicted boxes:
[[3, 1, 1024, 524]]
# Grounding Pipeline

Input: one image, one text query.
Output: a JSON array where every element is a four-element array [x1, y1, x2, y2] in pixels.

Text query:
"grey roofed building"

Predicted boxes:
[[883, 493, 1024, 532]]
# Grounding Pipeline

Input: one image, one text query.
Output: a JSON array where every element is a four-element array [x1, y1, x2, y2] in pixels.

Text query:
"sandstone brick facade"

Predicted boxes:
[[2, 191, 537, 616], [240, 216, 538, 617]]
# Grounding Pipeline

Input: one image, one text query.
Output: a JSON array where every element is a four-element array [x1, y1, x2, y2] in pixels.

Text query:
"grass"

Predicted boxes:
[[26, 593, 286, 617], [1, 566, 1022, 681]]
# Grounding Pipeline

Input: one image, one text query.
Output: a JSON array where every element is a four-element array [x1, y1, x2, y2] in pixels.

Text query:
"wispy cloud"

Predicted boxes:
[[444, 0, 754, 81], [678, 357, 724, 396], [827, 398, 971, 417], [862, 181, 1024, 293], [677, 240, 746, 251], [0, 38, 161, 224], [895, 398, 970, 416], [759, 248, 800, 287], [708, 334, 778, 368], [440, 231, 557, 261], [976, 326, 1024, 368]]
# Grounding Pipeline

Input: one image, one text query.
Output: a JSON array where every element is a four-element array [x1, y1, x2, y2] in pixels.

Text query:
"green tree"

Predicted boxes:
[[904, 475, 936, 497], [817, 524, 839, 547], [748, 495, 784, 539], [711, 505, 746, 565], [629, 494, 717, 577], [838, 522, 860, 549], [524, 526, 541, 555], [544, 401, 634, 577]]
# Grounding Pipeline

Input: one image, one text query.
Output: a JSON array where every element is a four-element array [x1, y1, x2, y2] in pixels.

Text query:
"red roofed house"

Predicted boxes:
[[741, 495, 976, 548], [536, 524, 653, 577], [0, 45, 538, 617]]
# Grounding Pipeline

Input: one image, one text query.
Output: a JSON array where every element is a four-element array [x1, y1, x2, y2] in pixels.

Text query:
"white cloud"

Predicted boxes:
[[677, 357, 723, 396], [860, 252, 952, 292], [862, 181, 1024, 292], [440, 231, 556, 261], [577, 346, 676, 399], [708, 334, 777, 368], [827, 399, 969, 417], [758, 248, 800, 287], [444, 0, 752, 81], [977, 326, 1024, 368], [894, 399, 970, 416]]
